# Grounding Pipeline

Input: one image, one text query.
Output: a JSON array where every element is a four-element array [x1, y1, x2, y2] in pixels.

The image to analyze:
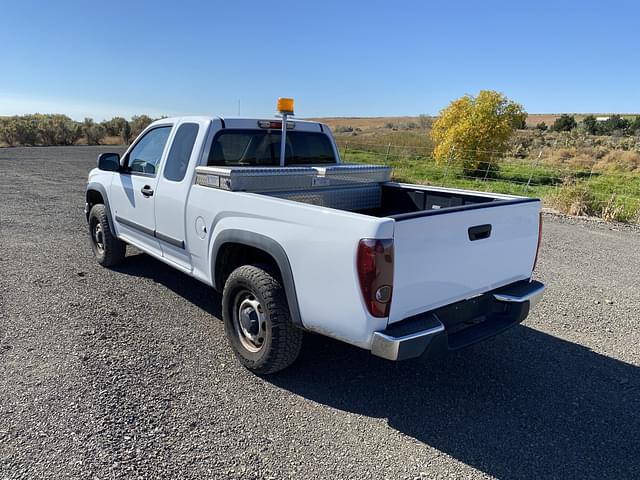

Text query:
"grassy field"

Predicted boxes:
[[334, 138, 640, 224], [316, 111, 640, 224]]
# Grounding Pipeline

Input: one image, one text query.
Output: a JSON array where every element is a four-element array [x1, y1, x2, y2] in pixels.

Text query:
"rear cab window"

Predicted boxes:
[[207, 130, 336, 166]]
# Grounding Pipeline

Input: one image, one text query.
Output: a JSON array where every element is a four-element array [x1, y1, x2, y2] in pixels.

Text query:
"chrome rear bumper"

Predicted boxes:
[[371, 280, 545, 361], [493, 281, 545, 308], [371, 322, 445, 361]]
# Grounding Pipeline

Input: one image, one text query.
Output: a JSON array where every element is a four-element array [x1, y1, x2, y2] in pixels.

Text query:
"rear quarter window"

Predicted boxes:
[[164, 123, 199, 182]]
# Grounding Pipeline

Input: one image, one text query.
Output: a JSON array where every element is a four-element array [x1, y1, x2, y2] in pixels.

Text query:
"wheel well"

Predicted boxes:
[[86, 189, 104, 218], [215, 242, 281, 291]]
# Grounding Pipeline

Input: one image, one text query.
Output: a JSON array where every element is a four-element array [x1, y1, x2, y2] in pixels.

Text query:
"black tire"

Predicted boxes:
[[88, 204, 126, 267], [222, 264, 303, 374]]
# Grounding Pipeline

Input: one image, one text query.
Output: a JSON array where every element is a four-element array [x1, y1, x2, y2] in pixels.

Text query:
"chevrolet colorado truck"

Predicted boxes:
[[85, 109, 544, 374]]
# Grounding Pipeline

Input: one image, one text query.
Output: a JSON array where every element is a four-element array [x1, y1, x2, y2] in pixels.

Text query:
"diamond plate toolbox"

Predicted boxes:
[[313, 164, 391, 185], [195, 166, 318, 192]]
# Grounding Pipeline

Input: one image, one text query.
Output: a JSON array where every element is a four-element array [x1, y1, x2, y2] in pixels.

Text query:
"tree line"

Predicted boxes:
[[0, 114, 157, 146], [535, 114, 640, 135]]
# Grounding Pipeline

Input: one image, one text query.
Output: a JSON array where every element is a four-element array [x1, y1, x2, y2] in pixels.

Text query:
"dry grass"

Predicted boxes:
[[546, 184, 597, 216], [310, 116, 424, 130], [542, 147, 598, 170], [71, 135, 123, 146], [593, 150, 640, 173]]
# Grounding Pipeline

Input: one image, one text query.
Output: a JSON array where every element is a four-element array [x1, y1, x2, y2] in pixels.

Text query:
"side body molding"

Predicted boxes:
[[211, 230, 303, 327]]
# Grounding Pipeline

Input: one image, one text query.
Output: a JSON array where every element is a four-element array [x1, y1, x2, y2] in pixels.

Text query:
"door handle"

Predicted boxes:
[[468, 224, 492, 241], [141, 185, 154, 197]]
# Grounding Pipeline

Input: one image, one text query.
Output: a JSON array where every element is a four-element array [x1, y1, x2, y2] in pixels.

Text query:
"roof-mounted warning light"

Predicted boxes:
[[277, 97, 294, 167]]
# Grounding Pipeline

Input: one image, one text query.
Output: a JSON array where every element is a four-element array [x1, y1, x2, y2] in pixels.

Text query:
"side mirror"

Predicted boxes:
[[97, 153, 120, 172]]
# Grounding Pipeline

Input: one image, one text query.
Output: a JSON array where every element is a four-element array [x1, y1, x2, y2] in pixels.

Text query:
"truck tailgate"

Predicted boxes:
[[389, 200, 541, 323]]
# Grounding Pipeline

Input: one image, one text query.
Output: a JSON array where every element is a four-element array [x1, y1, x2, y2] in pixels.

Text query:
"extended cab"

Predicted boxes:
[[85, 114, 544, 374]]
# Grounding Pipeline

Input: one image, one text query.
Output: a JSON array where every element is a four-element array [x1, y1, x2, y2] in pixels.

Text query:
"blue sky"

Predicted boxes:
[[1, 0, 639, 120]]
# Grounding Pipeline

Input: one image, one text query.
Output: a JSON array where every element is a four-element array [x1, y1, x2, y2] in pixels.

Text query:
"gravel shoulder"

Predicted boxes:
[[1, 146, 638, 479]]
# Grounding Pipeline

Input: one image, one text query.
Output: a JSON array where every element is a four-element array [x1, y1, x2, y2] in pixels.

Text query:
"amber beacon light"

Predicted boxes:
[[277, 97, 294, 114], [277, 97, 295, 166]]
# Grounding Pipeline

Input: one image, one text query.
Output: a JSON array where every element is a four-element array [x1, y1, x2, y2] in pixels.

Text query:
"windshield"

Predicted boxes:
[[207, 130, 336, 167]]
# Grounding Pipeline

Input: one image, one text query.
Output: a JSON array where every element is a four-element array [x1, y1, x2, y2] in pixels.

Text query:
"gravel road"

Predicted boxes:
[[1, 146, 639, 480]]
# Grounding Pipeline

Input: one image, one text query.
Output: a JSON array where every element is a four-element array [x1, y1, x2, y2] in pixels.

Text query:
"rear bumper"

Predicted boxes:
[[371, 280, 545, 361]]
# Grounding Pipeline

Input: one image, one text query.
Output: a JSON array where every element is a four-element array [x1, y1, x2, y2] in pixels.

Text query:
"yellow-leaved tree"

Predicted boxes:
[[431, 90, 526, 175]]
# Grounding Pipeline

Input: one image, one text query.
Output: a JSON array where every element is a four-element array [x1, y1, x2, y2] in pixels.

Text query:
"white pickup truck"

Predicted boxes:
[[85, 112, 544, 374]]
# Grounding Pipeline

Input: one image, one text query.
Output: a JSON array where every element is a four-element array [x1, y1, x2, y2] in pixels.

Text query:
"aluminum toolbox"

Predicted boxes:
[[312, 164, 392, 185], [194, 164, 389, 211], [195, 166, 317, 192]]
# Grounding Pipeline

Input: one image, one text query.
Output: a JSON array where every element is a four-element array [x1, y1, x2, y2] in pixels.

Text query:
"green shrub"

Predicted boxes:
[[334, 125, 354, 133], [582, 115, 597, 135], [598, 115, 630, 136], [130, 115, 154, 137], [551, 114, 577, 132], [0, 117, 19, 146], [83, 118, 106, 145], [546, 184, 598, 216], [101, 117, 128, 137], [121, 121, 132, 145]]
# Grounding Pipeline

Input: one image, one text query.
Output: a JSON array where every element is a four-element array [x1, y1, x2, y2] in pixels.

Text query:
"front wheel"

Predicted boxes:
[[222, 264, 303, 374], [88, 204, 126, 267]]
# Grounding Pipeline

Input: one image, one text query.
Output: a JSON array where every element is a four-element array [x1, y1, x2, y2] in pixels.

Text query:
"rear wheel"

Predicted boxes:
[[88, 204, 125, 267], [222, 264, 303, 374]]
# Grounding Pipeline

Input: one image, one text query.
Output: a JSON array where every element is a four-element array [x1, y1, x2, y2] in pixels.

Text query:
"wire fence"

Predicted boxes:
[[334, 138, 640, 223]]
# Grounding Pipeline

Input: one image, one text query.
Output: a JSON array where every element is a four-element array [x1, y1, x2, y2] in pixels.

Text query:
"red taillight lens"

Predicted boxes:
[[533, 212, 543, 271], [357, 239, 394, 318]]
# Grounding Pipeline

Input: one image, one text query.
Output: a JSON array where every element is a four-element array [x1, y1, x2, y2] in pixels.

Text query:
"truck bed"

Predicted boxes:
[[266, 181, 534, 219], [195, 164, 531, 217], [357, 183, 534, 219]]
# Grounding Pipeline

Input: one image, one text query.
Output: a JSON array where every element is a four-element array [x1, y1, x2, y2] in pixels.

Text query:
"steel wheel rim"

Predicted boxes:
[[93, 221, 104, 253], [234, 291, 267, 353]]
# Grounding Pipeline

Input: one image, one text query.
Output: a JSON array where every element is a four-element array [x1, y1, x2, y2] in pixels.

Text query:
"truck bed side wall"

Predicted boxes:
[[186, 186, 395, 348]]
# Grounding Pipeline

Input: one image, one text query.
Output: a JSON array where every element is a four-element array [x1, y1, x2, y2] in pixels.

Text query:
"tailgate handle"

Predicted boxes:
[[468, 224, 492, 241]]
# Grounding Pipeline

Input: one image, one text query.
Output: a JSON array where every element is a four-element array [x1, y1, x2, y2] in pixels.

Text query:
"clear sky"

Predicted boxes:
[[1, 0, 639, 120]]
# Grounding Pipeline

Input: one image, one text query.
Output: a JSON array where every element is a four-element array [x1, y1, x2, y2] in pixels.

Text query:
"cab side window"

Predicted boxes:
[[164, 123, 199, 182], [125, 126, 172, 175]]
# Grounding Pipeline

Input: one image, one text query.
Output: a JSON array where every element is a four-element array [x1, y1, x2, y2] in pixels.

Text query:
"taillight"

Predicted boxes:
[[533, 212, 543, 271], [357, 239, 394, 318]]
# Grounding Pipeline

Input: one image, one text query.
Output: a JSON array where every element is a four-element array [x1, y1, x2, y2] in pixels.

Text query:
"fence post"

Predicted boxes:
[[385, 143, 391, 162], [483, 157, 492, 181], [342, 142, 349, 161], [525, 150, 543, 192], [442, 148, 454, 186]]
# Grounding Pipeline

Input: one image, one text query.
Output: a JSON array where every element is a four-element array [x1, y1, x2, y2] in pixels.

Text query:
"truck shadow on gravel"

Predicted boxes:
[[112, 252, 223, 319], [272, 329, 639, 479], [113, 253, 638, 479]]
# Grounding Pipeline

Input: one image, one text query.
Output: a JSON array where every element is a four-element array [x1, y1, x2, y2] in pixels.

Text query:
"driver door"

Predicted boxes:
[[110, 124, 173, 256]]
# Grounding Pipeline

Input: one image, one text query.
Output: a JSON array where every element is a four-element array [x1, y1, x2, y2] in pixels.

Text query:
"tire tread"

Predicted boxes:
[[223, 264, 303, 374]]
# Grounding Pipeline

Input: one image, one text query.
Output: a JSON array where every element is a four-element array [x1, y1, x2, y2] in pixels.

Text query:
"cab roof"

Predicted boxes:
[[149, 116, 328, 132]]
